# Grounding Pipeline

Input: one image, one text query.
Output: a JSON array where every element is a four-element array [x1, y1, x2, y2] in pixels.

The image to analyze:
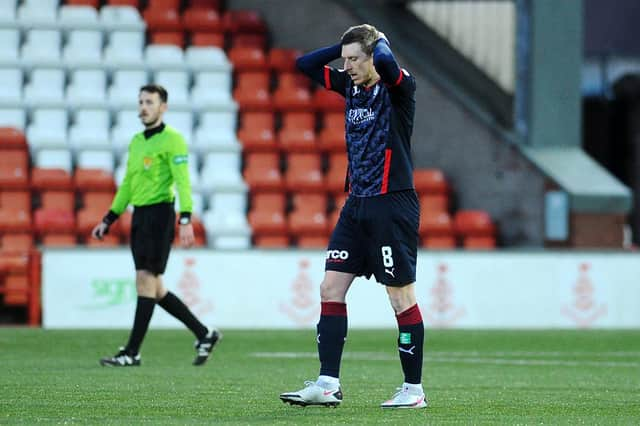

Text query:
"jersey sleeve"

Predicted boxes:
[[110, 144, 133, 215], [296, 43, 349, 96], [169, 134, 193, 214], [323, 66, 349, 97]]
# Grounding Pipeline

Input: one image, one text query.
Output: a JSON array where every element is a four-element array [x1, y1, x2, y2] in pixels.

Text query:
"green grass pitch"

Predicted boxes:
[[1, 328, 639, 425]]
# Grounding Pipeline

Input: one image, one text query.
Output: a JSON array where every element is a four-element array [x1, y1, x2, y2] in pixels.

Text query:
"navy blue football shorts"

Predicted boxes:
[[325, 190, 420, 287]]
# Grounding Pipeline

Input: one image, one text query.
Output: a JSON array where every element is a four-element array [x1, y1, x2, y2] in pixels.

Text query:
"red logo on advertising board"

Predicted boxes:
[[279, 259, 320, 325], [562, 263, 607, 328], [178, 257, 214, 316], [424, 263, 465, 327]]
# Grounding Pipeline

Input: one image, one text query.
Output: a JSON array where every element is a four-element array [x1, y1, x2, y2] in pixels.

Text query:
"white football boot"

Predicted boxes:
[[380, 383, 427, 409], [280, 380, 343, 407]]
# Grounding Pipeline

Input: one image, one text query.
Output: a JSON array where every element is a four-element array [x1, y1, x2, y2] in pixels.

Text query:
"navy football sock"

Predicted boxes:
[[317, 302, 348, 378], [396, 304, 424, 384], [125, 296, 156, 355]]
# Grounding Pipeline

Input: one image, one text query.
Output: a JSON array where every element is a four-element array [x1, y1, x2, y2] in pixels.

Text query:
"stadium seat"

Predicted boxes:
[[273, 72, 313, 112], [34, 209, 76, 236], [183, 7, 222, 33], [278, 112, 317, 152], [297, 235, 329, 248], [100, 5, 145, 32], [2, 274, 29, 306], [288, 193, 329, 238], [0, 29, 19, 68], [17, 2, 57, 30], [84, 234, 121, 247], [0, 191, 31, 233], [110, 108, 143, 153], [23, 68, 65, 108], [453, 210, 496, 249], [0, 127, 27, 150], [419, 193, 449, 213], [58, 5, 101, 31], [39, 191, 75, 211], [248, 192, 287, 238], [202, 209, 251, 249], [143, 7, 182, 33], [0, 150, 28, 190], [190, 32, 224, 48], [108, 70, 149, 110], [189, 0, 222, 9], [191, 71, 237, 112], [284, 153, 324, 192], [145, 44, 186, 71], [20, 30, 62, 69], [34, 149, 73, 175], [147, 0, 180, 9], [208, 191, 247, 216], [233, 71, 272, 112], [67, 69, 108, 109], [106, 0, 141, 7], [77, 191, 119, 237], [104, 30, 145, 70], [26, 108, 69, 153], [318, 112, 346, 152], [413, 168, 449, 195], [150, 31, 185, 48], [253, 235, 289, 248], [69, 109, 112, 154], [153, 70, 190, 110], [237, 111, 276, 152], [193, 111, 240, 153], [228, 46, 268, 72], [75, 150, 116, 192], [200, 152, 247, 193], [185, 46, 231, 72], [66, 0, 100, 7], [0, 109, 26, 131], [229, 33, 267, 50], [268, 48, 301, 72], [313, 89, 346, 112], [31, 168, 73, 192], [0, 68, 22, 108], [420, 210, 456, 249], [0, 234, 34, 252], [243, 152, 283, 192], [222, 10, 267, 34], [41, 233, 77, 247], [325, 153, 348, 194], [163, 110, 194, 144]]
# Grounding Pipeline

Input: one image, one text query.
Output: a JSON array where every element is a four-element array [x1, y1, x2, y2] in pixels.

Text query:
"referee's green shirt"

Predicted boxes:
[[111, 123, 192, 215]]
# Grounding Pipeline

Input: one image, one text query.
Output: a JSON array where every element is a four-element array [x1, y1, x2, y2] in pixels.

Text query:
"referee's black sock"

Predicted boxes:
[[158, 291, 208, 340], [396, 304, 424, 385], [317, 302, 348, 379], [125, 296, 156, 355]]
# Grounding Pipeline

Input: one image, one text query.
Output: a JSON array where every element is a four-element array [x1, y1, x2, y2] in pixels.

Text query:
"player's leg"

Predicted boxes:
[[280, 197, 363, 406]]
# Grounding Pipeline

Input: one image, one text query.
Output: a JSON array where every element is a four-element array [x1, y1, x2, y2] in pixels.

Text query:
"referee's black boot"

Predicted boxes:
[[193, 328, 222, 366], [100, 347, 141, 367]]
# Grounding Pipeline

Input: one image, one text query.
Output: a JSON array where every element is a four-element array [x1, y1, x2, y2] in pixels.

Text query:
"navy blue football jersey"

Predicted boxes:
[[323, 66, 416, 196]]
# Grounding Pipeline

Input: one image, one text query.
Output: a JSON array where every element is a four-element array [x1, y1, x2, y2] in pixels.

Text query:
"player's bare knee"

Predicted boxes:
[[135, 270, 156, 297], [386, 284, 416, 314]]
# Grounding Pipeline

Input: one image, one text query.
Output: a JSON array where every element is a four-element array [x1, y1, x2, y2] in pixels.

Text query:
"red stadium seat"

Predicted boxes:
[[84, 234, 121, 247], [41, 233, 77, 247], [0, 150, 29, 189], [0, 128, 27, 150], [34, 209, 76, 236], [453, 210, 496, 249], [313, 89, 345, 112], [66, 0, 99, 6], [143, 7, 182, 33], [229, 33, 267, 50], [2, 274, 29, 306], [147, 0, 180, 9], [0, 191, 31, 213], [150, 31, 185, 48], [268, 48, 302, 72], [183, 7, 222, 33], [288, 193, 329, 237], [297, 235, 329, 248], [419, 193, 449, 213], [0, 191, 31, 233], [248, 193, 287, 237], [238, 112, 276, 152], [318, 112, 346, 152], [420, 210, 456, 249], [228, 46, 268, 72], [284, 153, 324, 192], [278, 112, 317, 152], [190, 32, 225, 48], [243, 152, 283, 192], [31, 168, 74, 191], [74, 169, 116, 192], [252, 192, 287, 213], [106, 0, 140, 6], [222, 10, 267, 34], [273, 72, 313, 112], [0, 234, 34, 252], [39, 191, 75, 211], [325, 153, 348, 194], [413, 169, 449, 195], [189, 0, 221, 10], [253, 235, 289, 248], [233, 71, 272, 111]]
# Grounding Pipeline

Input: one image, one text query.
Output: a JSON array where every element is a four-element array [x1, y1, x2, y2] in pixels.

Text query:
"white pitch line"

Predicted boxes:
[[250, 352, 640, 368]]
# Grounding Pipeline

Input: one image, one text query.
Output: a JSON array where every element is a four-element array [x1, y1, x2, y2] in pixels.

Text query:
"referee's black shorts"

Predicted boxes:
[[130, 202, 175, 275]]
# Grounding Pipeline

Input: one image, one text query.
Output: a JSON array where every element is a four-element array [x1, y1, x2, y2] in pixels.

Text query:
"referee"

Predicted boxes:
[[92, 84, 221, 367]]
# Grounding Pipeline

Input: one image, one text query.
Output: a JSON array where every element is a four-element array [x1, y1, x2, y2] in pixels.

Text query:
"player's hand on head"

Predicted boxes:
[[179, 223, 195, 248], [91, 222, 109, 240], [377, 31, 388, 43]]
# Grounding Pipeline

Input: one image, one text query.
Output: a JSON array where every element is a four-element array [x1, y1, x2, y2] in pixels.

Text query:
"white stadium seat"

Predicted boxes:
[[0, 108, 26, 130], [185, 47, 231, 72], [69, 108, 111, 154], [27, 108, 69, 152], [108, 69, 148, 109], [34, 149, 73, 173], [99, 5, 145, 32], [63, 30, 103, 69], [0, 68, 23, 107], [21, 29, 62, 69], [23, 68, 65, 108]]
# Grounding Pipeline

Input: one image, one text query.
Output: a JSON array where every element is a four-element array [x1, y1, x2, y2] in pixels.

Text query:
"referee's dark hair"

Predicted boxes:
[[140, 84, 168, 103]]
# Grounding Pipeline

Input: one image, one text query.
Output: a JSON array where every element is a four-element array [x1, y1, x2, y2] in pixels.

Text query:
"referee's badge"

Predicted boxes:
[[143, 157, 153, 170]]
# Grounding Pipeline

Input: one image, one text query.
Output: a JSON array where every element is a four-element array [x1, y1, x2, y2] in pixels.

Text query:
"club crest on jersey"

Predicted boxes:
[[352, 85, 359, 96], [143, 157, 153, 170]]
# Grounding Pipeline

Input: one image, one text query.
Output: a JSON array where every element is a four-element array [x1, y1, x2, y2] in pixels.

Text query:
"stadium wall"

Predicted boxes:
[[42, 249, 640, 329]]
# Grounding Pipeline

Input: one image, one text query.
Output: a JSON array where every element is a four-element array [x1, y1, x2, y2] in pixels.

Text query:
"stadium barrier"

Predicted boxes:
[[42, 249, 640, 329]]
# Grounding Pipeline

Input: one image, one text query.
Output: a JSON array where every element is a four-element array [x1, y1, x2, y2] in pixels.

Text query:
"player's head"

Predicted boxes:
[[340, 24, 380, 86], [138, 84, 168, 128]]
